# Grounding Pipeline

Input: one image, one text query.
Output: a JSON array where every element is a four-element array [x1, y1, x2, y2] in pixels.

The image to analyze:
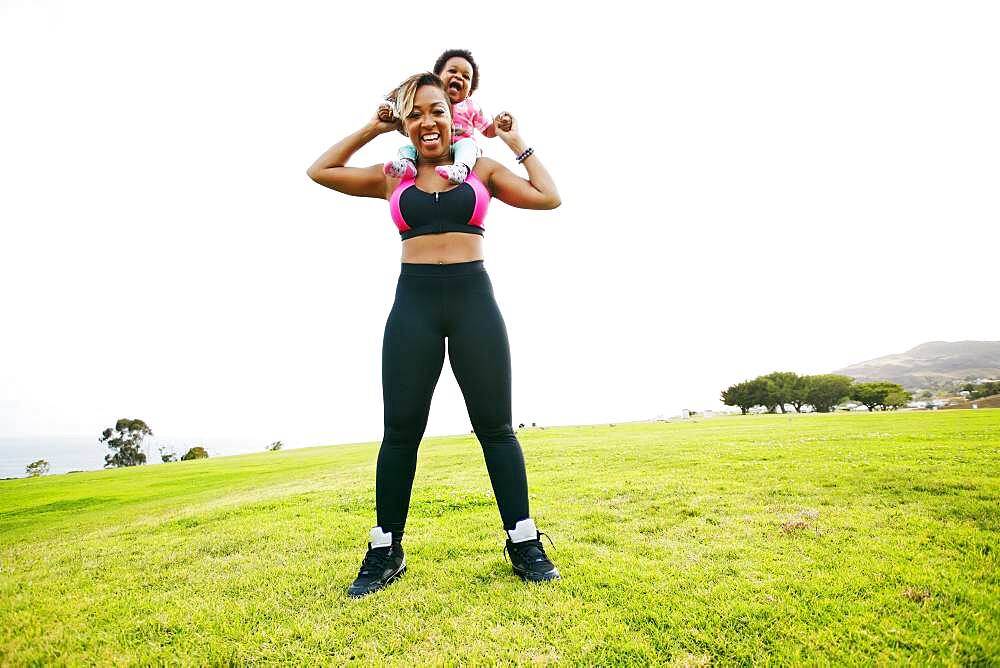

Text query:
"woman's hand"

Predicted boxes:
[[494, 112, 513, 133], [493, 112, 530, 158], [493, 111, 516, 140], [372, 103, 401, 135], [377, 102, 395, 123], [307, 112, 396, 198], [480, 111, 560, 210]]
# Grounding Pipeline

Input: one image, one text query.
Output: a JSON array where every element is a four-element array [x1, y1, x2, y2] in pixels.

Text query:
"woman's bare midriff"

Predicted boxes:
[[400, 232, 484, 264]]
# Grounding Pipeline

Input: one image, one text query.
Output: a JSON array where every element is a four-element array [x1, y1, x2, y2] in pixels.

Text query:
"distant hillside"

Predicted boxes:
[[832, 341, 1000, 391], [942, 394, 1000, 410]]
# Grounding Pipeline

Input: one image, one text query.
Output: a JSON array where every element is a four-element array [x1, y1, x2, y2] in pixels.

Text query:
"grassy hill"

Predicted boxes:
[[2, 412, 998, 664], [833, 340, 1000, 391]]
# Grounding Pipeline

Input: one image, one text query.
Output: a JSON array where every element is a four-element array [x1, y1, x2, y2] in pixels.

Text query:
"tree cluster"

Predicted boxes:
[[99, 419, 209, 468], [961, 381, 1000, 400], [157, 446, 208, 463], [722, 372, 910, 414], [850, 382, 911, 412]]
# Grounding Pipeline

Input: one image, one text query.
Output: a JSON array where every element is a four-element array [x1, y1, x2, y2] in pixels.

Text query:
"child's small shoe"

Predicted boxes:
[[435, 164, 469, 185], [384, 159, 416, 179]]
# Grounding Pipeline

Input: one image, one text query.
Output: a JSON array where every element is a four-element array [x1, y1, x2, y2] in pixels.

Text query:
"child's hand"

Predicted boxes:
[[494, 112, 514, 133], [372, 102, 400, 134], [493, 112, 518, 142], [377, 102, 397, 123]]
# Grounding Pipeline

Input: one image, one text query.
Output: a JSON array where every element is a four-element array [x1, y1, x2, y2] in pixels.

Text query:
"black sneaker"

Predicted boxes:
[[504, 519, 560, 583], [347, 528, 405, 598]]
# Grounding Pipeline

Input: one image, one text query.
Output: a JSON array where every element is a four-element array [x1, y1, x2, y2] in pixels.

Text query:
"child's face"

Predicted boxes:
[[437, 57, 474, 104]]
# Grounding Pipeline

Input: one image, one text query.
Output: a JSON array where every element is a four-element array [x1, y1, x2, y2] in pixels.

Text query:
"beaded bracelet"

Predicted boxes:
[[515, 147, 534, 163]]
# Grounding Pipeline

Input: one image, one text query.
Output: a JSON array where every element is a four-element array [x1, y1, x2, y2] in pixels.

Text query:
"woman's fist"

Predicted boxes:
[[372, 102, 400, 134], [377, 102, 396, 123], [495, 112, 513, 132]]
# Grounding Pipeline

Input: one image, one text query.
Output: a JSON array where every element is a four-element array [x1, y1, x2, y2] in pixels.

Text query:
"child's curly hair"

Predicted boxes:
[[433, 49, 480, 94]]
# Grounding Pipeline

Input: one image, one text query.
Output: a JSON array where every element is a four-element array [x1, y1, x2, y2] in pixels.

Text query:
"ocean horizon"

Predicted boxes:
[[0, 434, 341, 479]]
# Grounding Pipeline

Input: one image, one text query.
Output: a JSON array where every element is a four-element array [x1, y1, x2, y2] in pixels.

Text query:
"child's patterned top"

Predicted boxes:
[[452, 98, 490, 143]]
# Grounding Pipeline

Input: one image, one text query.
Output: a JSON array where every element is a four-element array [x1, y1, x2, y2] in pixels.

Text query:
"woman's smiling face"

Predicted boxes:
[[404, 84, 452, 161]]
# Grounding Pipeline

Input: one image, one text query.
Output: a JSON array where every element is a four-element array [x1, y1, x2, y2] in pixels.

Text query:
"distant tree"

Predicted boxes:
[[100, 418, 151, 468], [787, 375, 811, 413], [803, 375, 853, 413], [760, 371, 802, 414], [883, 390, 911, 410], [849, 382, 884, 411], [266, 441, 283, 451], [968, 381, 1000, 399], [850, 382, 908, 412], [722, 379, 769, 415], [721, 382, 748, 414], [159, 446, 177, 463], [180, 446, 209, 461], [26, 459, 50, 477]]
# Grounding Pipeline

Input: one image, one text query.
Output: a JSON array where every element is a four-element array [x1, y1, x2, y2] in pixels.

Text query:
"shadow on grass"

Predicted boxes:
[[0, 496, 119, 518]]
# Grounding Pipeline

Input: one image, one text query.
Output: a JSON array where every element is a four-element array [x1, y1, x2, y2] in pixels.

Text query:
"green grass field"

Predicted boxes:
[[2, 411, 998, 665]]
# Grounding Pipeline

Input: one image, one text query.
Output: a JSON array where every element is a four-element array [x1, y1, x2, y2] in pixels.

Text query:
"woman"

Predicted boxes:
[[307, 72, 561, 598]]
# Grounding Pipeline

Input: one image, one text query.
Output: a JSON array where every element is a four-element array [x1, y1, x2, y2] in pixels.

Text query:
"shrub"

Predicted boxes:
[[180, 446, 209, 461]]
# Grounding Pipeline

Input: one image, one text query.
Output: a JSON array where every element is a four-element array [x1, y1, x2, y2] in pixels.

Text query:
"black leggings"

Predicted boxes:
[[376, 260, 529, 539]]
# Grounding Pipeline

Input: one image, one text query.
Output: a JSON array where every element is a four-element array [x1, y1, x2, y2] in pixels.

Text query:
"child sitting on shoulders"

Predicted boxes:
[[379, 48, 512, 185]]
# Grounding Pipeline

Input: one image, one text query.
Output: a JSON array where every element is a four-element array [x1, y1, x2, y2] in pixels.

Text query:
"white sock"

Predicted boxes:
[[369, 526, 392, 548], [507, 518, 538, 543]]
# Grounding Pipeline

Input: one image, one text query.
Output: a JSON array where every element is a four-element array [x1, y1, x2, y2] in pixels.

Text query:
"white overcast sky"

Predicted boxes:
[[1, 0, 998, 449]]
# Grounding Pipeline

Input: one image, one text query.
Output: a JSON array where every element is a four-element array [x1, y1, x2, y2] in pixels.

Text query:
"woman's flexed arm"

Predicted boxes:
[[485, 113, 560, 210], [307, 112, 398, 199]]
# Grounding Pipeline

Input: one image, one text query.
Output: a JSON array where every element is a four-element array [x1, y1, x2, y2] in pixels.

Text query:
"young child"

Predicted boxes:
[[379, 49, 512, 185]]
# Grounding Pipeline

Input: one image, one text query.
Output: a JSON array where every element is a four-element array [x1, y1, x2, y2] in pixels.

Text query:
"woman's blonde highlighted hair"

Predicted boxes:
[[386, 72, 450, 136]]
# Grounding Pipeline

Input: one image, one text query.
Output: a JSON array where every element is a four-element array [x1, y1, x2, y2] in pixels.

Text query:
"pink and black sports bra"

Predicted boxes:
[[390, 173, 491, 240]]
